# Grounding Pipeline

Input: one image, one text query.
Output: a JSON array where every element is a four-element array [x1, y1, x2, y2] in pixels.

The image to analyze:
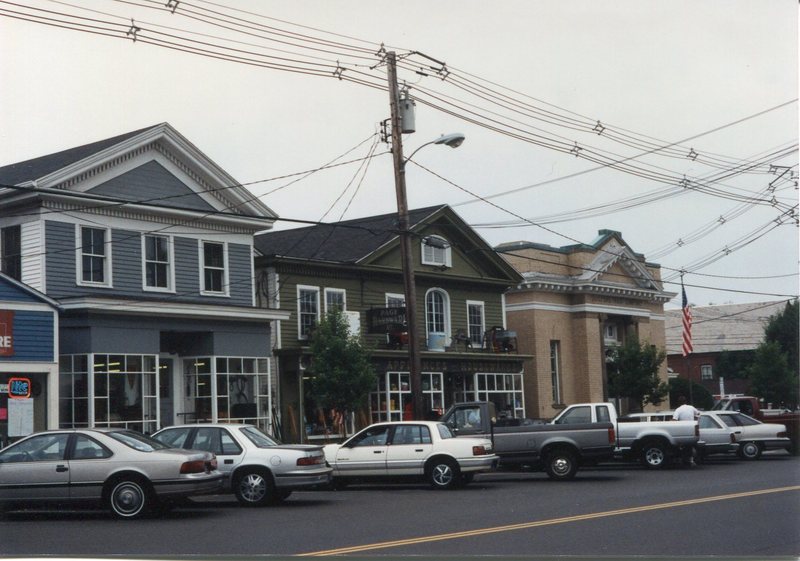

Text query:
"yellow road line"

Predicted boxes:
[[300, 485, 800, 556]]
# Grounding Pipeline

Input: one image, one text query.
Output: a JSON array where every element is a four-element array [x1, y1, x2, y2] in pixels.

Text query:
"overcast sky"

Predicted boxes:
[[1, 0, 797, 308]]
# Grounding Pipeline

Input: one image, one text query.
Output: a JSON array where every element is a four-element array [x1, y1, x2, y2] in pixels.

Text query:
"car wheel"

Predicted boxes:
[[107, 477, 152, 519], [427, 458, 459, 490], [640, 441, 670, 469], [738, 441, 762, 460], [545, 449, 578, 481], [234, 469, 275, 506]]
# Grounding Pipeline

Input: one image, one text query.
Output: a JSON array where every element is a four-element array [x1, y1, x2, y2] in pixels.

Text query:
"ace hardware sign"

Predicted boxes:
[[0, 311, 13, 356]]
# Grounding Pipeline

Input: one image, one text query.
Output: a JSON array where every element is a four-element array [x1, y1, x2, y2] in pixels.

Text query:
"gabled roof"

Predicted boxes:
[[0, 123, 277, 222], [254, 204, 522, 282], [0, 272, 61, 310], [0, 126, 156, 186], [499, 230, 673, 302], [254, 205, 445, 263]]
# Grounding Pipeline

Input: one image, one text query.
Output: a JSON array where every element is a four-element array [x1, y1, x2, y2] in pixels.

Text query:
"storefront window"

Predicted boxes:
[[475, 372, 524, 420], [370, 372, 443, 423], [185, 356, 270, 430], [59, 355, 89, 428], [92, 354, 159, 434], [59, 354, 157, 433]]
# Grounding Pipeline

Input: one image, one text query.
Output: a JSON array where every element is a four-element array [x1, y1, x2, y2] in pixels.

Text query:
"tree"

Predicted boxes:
[[746, 341, 797, 408], [715, 349, 754, 380], [607, 337, 668, 412], [764, 300, 798, 378], [743, 300, 799, 408], [307, 309, 376, 432], [668, 377, 714, 411]]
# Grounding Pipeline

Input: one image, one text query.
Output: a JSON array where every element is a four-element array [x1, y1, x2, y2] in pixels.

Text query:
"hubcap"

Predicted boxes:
[[432, 464, 453, 486], [239, 473, 267, 502], [646, 448, 664, 466], [552, 457, 570, 475], [113, 482, 144, 515]]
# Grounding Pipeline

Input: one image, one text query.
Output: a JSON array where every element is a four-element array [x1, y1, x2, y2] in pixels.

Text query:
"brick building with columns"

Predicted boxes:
[[496, 230, 674, 419]]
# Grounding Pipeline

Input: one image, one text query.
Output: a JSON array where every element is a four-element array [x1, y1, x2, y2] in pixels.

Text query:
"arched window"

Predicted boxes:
[[425, 288, 450, 335]]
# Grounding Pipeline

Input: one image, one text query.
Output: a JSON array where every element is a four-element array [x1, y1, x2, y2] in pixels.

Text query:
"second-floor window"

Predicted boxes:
[[201, 241, 227, 295], [298, 286, 320, 339], [701, 364, 713, 380], [425, 288, 450, 335], [467, 301, 485, 347], [1, 225, 21, 281], [324, 288, 346, 313], [386, 293, 405, 308], [80, 226, 110, 286], [143, 234, 172, 291], [421, 235, 451, 268]]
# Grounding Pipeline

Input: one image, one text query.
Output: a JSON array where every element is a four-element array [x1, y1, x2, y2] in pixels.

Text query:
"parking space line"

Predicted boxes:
[[300, 485, 800, 556]]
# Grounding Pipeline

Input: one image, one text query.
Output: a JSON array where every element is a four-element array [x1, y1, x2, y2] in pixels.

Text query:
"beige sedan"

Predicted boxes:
[[0, 428, 223, 519]]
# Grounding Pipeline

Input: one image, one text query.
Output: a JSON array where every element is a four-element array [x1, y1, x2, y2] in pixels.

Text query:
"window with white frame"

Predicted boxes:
[[324, 288, 346, 313], [701, 364, 713, 380], [421, 235, 451, 267], [298, 286, 320, 339], [201, 241, 227, 295], [467, 301, 485, 347], [385, 293, 405, 308], [79, 226, 111, 286], [143, 234, 172, 291], [425, 288, 450, 335], [550, 340, 562, 403]]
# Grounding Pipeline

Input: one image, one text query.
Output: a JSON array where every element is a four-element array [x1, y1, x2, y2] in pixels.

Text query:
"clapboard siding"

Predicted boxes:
[[20, 221, 44, 292], [44, 220, 253, 306], [0, 310, 55, 362]]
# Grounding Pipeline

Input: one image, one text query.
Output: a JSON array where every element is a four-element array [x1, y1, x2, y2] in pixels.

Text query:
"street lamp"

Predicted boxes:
[[396, 132, 465, 420]]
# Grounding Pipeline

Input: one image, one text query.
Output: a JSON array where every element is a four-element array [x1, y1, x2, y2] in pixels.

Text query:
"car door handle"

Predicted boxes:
[[56, 465, 69, 472], [415, 449, 424, 452], [224, 459, 233, 464], [373, 450, 383, 454]]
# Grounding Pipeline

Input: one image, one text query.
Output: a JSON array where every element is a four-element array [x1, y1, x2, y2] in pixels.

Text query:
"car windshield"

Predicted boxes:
[[437, 423, 454, 439], [106, 430, 170, 452], [239, 426, 281, 447]]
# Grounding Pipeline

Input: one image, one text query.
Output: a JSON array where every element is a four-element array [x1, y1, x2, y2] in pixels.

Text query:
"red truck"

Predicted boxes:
[[712, 396, 799, 454]]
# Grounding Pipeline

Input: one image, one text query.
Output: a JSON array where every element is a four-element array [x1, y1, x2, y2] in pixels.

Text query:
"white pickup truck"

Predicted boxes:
[[552, 403, 699, 469]]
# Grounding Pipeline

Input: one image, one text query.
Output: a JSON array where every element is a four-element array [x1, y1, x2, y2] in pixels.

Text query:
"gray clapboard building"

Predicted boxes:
[[0, 124, 289, 435]]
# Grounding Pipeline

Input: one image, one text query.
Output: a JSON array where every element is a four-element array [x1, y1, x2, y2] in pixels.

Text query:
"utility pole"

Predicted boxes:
[[386, 51, 424, 420]]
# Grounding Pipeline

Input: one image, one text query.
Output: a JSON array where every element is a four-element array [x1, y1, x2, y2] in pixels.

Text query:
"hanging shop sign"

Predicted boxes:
[[366, 307, 406, 334], [8, 377, 31, 399], [0, 310, 13, 356]]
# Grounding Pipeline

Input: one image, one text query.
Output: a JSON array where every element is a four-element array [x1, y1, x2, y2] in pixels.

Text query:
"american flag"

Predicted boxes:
[[681, 284, 693, 356]]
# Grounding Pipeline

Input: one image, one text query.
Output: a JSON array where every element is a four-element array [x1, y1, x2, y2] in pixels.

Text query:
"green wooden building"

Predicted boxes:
[[254, 205, 530, 443]]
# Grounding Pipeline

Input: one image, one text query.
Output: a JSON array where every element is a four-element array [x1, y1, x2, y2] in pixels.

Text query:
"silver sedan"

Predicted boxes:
[[0, 428, 223, 519], [153, 423, 332, 506]]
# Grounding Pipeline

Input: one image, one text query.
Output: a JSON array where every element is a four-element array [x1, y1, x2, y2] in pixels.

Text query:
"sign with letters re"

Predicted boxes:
[[0, 310, 13, 356]]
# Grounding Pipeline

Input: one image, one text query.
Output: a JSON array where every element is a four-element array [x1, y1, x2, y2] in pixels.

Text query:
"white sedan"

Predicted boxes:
[[323, 421, 497, 489], [153, 424, 331, 506], [703, 411, 791, 460]]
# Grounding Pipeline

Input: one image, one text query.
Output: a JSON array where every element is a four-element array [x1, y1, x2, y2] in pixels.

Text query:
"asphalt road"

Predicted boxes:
[[2, 452, 798, 559]]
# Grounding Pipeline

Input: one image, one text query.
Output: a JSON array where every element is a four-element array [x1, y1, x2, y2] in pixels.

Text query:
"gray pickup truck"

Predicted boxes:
[[440, 402, 616, 481], [552, 402, 699, 469]]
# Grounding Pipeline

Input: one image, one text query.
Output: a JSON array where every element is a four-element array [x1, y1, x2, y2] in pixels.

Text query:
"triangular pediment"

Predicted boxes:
[[1, 123, 277, 222], [577, 237, 661, 290], [87, 160, 217, 212]]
